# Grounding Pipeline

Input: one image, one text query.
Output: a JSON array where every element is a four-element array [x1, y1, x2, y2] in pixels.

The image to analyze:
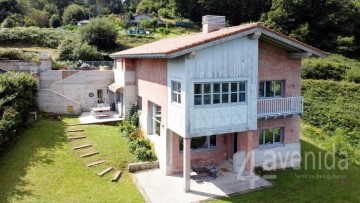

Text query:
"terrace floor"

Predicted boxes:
[[133, 168, 272, 203], [79, 111, 123, 124]]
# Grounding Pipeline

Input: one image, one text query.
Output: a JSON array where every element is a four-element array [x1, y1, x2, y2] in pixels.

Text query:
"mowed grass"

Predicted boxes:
[[0, 117, 143, 203], [213, 139, 360, 203]]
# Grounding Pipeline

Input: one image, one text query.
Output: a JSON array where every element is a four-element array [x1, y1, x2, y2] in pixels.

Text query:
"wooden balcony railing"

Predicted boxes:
[[257, 96, 304, 118]]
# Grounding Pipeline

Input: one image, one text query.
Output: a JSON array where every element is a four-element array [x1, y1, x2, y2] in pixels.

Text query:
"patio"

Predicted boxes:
[[133, 168, 272, 203], [79, 111, 123, 124]]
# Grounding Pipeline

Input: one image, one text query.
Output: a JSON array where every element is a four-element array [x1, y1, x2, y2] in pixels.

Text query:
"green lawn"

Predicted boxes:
[[214, 138, 360, 203], [0, 117, 143, 203]]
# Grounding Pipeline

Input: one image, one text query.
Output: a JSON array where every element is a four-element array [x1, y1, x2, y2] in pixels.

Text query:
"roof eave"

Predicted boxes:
[[109, 53, 168, 59]]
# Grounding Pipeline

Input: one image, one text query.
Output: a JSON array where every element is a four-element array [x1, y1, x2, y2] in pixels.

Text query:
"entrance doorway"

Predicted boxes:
[[232, 133, 238, 155]]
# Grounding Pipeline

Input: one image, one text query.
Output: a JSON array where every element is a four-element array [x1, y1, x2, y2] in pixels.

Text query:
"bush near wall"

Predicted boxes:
[[0, 72, 37, 149], [119, 104, 157, 162], [302, 79, 360, 166], [0, 27, 73, 48]]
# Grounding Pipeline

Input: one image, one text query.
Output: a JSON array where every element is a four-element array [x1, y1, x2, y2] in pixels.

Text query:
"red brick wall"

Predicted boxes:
[[172, 133, 231, 173], [136, 58, 168, 126], [258, 41, 301, 97]]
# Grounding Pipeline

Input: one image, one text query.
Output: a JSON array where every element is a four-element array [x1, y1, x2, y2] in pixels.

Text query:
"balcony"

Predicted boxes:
[[257, 96, 304, 119]]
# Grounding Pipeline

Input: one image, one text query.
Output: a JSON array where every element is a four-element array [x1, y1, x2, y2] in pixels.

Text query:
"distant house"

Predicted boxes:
[[132, 14, 164, 25], [77, 20, 90, 26]]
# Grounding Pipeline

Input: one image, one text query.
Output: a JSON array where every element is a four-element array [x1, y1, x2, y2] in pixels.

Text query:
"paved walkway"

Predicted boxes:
[[133, 169, 272, 203]]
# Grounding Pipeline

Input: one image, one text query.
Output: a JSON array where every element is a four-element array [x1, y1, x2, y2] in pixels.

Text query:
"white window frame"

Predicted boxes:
[[171, 80, 182, 104], [259, 80, 285, 98], [194, 81, 247, 106], [150, 102, 161, 136]]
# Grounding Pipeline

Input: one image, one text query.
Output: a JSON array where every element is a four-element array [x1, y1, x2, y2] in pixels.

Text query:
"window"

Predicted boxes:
[[259, 80, 284, 98], [150, 102, 161, 136], [179, 135, 217, 152], [259, 127, 283, 147], [97, 89, 104, 103], [137, 96, 142, 111], [194, 82, 246, 106], [171, 81, 181, 104]]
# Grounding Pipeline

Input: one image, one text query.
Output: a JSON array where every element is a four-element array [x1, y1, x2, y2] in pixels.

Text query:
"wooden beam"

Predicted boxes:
[[112, 171, 122, 182], [287, 52, 312, 59], [87, 160, 106, 167], [248, 31, 261, 40]]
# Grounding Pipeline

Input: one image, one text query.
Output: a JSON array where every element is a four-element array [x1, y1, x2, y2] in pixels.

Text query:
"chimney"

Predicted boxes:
[[202, 15, 226, 34]]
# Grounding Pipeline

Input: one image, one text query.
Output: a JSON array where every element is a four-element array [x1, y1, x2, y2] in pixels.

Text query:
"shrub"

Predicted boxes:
[[79, 17, 118, 50], [0, 48, 22, 59], [43, 3, 59, 16], [159, 27, 170, 36], [62, 4, 87, 25], [0, 72, 38, 148], [128, 128, 144, 142], [119, 119, 136, 137], [73, 43, 103, 61], [1, 14, 24, 28], [254, 166, 264, 176], [128, 103, 139, 127], [129, 138, 156, 161], [58, 37, 79, 60], [345, 67, 360, 83], [31, 8, 50, 27], [0, 27, 70, 48], [49, 15, 61, 28]]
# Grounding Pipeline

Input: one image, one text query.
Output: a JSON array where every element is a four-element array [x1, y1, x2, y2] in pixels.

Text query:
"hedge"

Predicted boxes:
[[0, 27, 74, 48], [0, 73, 37, 149]]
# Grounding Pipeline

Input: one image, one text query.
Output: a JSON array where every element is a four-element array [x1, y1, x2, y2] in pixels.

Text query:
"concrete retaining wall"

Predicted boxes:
[[128, 161, 159, 172], [0, 59, 52, 73], [38, 89, 82, 115]]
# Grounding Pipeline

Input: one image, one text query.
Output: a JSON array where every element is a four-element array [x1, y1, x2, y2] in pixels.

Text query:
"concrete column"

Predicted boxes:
[[183, 138, 191, 192], [165, 130, 174, 175], [245, 131, 254, 175]]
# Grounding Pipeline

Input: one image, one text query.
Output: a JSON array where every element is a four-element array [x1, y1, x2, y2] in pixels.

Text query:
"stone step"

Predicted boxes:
[[67, 130, 84, 132], [68, 136, 86, 140], [73, 144, 92, 150], [87, 160, 106, 167], [111, 171, 122, 182], [80, 151, 99, 158], [98, 167, 113, 176]]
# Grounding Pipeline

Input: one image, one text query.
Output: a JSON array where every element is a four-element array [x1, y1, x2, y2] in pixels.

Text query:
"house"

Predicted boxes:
[[132, 14, 164, 25], [111, 15, 327, 192]]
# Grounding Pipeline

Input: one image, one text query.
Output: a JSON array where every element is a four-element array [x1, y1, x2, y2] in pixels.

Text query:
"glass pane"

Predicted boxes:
[[213, 83, 220, 93], [191, 136, 208, 150], [213, 94, 220, 104], [231, 93, 237, 103], [209, 135, 217, 148], [204, 84, 211, 94], [194, 95, 202, 105], [266, 81, 274, 97], [204, 95, 211, 104], [172, 81, 176, 92], [194, 84, 202, 94], [155, 120, 161, 135], [178, 94, 181, 104], [259, 131, 264, 146], [172, 92, 177, 102], [239, 82, 246, 91], [259, 81, 265, 97], [222, 93, 228, 103], [265, 129, 273, 145], [239, 92, 246, 102], [222, 83, 229, 92], [274, 128, 281, 143], [275, 81, 282, 96], [231, 82, 237, 92], [177, 82, 181, 92]]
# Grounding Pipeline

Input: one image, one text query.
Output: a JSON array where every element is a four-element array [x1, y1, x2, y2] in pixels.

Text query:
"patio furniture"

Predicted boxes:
[[206, 161, 218, 179], [191, 159, 208, 173]]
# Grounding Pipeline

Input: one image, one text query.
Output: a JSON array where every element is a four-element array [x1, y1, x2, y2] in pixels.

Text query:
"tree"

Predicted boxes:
[[79, 17, 118, 50], [159, 27, 170, 36], [73, 43, 103, 60], [30, 9, 50, 27], [62, 4, 87, 25], [49, 14, 61, 28], [0, 0, 19, 22], [151, 17, 157, 32], [136, 0, 160, 14], [139, 18, 151, 29], [43, 3, 59, 15], [1, 14, 24, 28], [121, 12, 133, 28], [262, 0, 360, 56]]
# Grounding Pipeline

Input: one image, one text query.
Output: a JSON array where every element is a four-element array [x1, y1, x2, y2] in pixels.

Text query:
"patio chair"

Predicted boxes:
[[206, 161, 219, 179]]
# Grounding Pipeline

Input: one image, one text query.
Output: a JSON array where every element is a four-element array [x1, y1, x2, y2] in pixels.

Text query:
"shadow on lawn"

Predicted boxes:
[[0, 119, 67, 202]]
